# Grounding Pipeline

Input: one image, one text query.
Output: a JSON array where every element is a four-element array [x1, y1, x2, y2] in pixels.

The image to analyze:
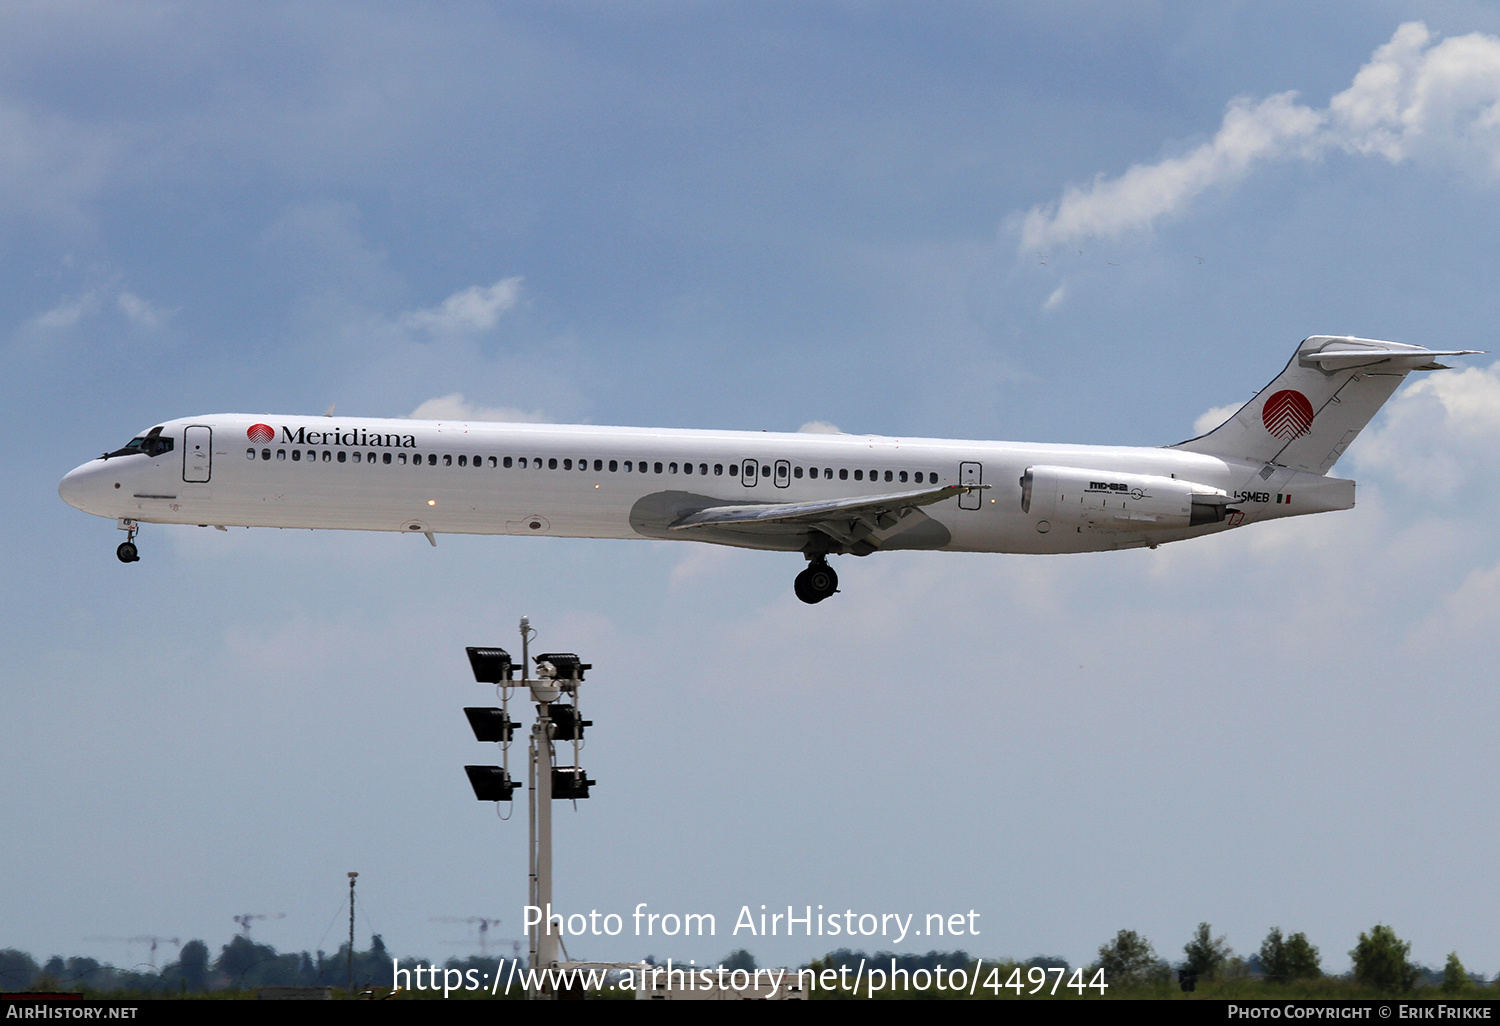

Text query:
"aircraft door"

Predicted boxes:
[[183, 425, 212, 483], [774, 460, 790, 488], [959, 461, 982, 510], [741, 459, 758, 487]]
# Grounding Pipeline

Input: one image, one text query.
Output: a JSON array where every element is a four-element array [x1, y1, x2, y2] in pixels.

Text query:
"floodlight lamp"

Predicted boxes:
[[551, 767, 594, 800], [464, 707, 519, 743], [466, 646, 514, 683], [465, 765, 520, 802], [547, 703, 592, 741]]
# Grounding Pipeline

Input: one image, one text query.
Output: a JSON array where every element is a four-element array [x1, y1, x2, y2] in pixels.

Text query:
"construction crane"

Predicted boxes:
[[232, 913, 286, 939]]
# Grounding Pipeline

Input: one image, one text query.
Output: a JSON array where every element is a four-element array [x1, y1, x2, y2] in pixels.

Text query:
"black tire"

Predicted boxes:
[[806, 563, 837, 598], [117, 541, 138, 563], [793, 569, 817, 604]]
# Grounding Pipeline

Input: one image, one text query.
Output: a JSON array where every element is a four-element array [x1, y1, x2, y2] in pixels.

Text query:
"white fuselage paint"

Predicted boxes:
[[59, 414, 1354, 556]]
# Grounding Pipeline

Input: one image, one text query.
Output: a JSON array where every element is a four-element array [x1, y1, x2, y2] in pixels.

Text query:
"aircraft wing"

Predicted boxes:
[[667, 483, 986, 548]]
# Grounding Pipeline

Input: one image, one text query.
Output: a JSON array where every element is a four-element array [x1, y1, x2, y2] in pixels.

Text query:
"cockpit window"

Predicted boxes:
[[103, 426, 175, 460]]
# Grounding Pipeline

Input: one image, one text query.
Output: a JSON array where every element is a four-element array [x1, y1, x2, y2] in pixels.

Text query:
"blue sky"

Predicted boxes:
[[6, 2, 1500, 977]]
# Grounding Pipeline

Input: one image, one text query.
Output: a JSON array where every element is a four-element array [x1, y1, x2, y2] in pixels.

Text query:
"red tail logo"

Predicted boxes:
[[247, 423, 274, 443], [1262, 390, 1314, 439]]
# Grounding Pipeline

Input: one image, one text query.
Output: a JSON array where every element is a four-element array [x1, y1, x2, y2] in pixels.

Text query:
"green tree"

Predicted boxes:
[[1182, 922, 1231, 981], [1442, 952, 1471, 995], [177, 940, 210, 992], [1350, 924, 1417, 993], [1259, 927, 1321, 983], [1094, 929, 1167, 985], [721, 949, 757, 972]]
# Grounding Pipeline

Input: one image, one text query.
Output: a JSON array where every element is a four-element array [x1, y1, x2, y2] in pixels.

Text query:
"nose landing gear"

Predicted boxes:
[[793, 557, 838, 604], [116, 519, 140, 563]]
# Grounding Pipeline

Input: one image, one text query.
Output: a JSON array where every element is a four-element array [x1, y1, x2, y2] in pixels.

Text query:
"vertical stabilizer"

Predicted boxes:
[[1172, 336, 1478, 474]]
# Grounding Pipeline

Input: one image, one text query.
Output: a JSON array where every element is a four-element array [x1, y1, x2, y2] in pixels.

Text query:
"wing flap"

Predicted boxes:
[[667, 483, 983, 531]]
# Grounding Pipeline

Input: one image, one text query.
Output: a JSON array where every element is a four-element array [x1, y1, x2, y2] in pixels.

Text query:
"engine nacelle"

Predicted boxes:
[[1020, 465, 1233, 532]]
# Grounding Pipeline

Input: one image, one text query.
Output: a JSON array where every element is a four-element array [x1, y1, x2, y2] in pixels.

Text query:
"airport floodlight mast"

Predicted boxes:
[[463, 617, 593, 1000], [348, 871, 358, 996]]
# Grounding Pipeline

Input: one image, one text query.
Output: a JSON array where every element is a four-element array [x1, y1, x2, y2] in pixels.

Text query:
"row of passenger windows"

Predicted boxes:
[[245, 447, 940, 485]]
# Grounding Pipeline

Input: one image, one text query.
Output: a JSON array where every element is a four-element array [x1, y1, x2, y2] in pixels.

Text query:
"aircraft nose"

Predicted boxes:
[[59, 462, 105, 514]]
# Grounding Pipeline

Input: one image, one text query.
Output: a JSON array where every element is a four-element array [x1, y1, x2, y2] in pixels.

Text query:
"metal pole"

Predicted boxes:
[[347, 871, 357, 997], [520, 617, 542, 998], [535, 698, 555, 979]]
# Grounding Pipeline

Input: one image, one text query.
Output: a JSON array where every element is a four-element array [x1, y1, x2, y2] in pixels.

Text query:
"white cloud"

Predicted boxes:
[[401, 277, 521, 335], [116, 291, 174, 330], [1193, 402, 1242, 437], [1043, 284, 1067, 310], [26, 291, 98, 331], [1019, 22, 1500, 251], [408, 393, 549, 422], [1352, 361, 1500, 495], [797, 421, 844, 434], [1021, 92, 1322, 252]]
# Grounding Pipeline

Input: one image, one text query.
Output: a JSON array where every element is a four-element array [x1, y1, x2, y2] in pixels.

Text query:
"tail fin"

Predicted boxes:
[[1172, 336, 1480, 474]]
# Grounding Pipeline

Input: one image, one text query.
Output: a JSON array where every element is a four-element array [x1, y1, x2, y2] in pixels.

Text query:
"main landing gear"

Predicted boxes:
[[793, 556, 838, 604], [117, 520, 140, 563]]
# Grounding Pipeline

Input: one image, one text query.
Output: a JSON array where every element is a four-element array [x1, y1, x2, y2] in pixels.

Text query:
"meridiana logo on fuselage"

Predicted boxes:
[[247, 424, 418, 448]]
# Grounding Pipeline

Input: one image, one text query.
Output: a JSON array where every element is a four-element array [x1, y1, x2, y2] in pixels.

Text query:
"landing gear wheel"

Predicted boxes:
[[117, 541, 139, 563], [794, 560, 838, 604]]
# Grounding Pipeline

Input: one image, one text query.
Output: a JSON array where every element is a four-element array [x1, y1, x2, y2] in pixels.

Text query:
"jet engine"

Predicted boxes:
[[1020, 465, 1234, 531]]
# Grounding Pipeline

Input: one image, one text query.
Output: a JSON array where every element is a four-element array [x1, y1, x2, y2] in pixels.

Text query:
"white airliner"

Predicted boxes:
[[60, 336, 1475, 603]]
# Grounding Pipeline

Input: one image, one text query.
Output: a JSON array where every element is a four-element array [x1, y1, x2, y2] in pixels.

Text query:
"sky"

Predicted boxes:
[[5, 1, 1500, 979]]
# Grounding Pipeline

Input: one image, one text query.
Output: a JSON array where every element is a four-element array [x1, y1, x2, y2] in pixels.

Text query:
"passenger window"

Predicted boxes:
[[383, 452, 392, 465], [727, 463, 738, 476], [899, 471, 907, 482], [427, 454, 436, 466], [292, 450, 301, 462], [277, 449, 286, 460], [609, 460, 617, 472], [458, 455, 466, 467], [682, 462, 691, 475], [885, 470, 892, 482], [353, 452, 361, 464], [714, 464, 723, 475], [399, 453, 408, 465], [854, 469, 863, 481], [593, 459, 602, 471], [839, 468, 848, 480], [794, 466, 802, 479], [669, 462, 678, 474], [337, 451, 347, 463], [563, 458, 571, 470], [546, 458, 555, 470], [654, 462, 663, 474], [261, 449, 271, 460]]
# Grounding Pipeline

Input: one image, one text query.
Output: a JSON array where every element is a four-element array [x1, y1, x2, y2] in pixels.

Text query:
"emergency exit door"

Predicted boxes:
[[958, 461, 982, 509]]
